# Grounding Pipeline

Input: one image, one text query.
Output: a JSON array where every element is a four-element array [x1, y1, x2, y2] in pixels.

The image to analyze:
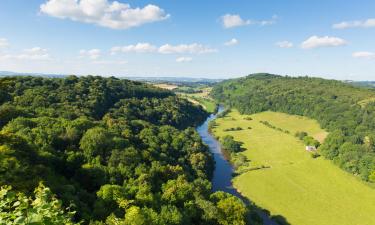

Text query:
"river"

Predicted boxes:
[[196, 106, 278, 225]]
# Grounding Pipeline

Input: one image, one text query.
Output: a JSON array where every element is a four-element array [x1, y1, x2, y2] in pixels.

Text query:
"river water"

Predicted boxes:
[[196, 107, 241, 196], [196, 107, 278, 225]]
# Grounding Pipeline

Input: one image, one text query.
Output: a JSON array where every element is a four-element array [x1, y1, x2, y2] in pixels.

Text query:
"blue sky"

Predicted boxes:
[[0, 0, 374, 80]]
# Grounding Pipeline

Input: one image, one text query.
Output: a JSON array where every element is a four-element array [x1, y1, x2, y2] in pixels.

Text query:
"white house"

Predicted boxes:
[[306, 146, 317, 151]]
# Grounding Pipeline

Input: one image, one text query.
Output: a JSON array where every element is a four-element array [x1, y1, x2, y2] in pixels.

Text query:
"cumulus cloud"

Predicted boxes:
[[221, 14, 277, 28], [40, 0, 170, 29], [276, 41, 293, 48], [79, 49, 101, 59], [333, 18, 375, 29], [0, 38, 9, 48], [224, 38, 239, 46], [176, 57, 192, 63], [352, 51, 375, 59], [158, 43, 217, 54], [111, 43, 157, 54], [301, 36, 347, 49], [221, 14, 250, 28]]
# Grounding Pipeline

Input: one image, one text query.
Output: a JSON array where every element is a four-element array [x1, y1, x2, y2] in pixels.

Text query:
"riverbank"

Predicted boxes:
[[196, 107, 280, 225]]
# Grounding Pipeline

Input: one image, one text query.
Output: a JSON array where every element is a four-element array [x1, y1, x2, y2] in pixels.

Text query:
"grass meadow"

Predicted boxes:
[[213, 110, 375, 225]]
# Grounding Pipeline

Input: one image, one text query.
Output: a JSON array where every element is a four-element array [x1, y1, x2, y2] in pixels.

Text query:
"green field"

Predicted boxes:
[[177, 88, 217, 113], [212, 110, 375, 225]]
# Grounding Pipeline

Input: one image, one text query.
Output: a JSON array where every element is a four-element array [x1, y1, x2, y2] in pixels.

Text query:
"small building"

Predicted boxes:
[[306, 146, 317, 151]]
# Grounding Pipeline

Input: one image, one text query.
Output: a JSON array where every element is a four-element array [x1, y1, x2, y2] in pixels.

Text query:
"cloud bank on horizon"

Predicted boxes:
[[0, 0, 374, 80]]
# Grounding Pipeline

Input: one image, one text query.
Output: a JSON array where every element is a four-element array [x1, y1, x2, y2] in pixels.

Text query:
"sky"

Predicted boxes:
[[0, 0, 375, 80]]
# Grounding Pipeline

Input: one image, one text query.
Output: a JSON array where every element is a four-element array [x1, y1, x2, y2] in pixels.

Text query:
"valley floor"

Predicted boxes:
[[213, 110, 375, 225]]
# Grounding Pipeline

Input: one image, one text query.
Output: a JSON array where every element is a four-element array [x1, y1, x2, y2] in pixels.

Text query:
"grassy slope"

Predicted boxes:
[[178, 88, 217, 113], [213, 110, 375, 225]]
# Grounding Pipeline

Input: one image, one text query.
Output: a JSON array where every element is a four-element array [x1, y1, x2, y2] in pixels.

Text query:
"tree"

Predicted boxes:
[[221, 135, 243, 153], [210, 192, 247, 225], [0, 183, 78, 224], [80, 127, 113, 161]]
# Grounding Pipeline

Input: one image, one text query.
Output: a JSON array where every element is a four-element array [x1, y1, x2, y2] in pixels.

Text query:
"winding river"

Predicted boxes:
[[196, 106, 278, 225]]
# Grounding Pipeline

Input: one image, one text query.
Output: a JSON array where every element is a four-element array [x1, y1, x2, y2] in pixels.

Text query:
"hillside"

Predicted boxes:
[[0, 76, 249, 224], [211, 73, 375, 183]]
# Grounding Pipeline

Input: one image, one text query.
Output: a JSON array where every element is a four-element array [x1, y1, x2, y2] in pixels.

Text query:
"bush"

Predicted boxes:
[[310, 152, 320, 158], [224, 127, 243, 132], [295, 131, 308, 140], [221, 135, 243, 153], [303, 136, 320, 148]]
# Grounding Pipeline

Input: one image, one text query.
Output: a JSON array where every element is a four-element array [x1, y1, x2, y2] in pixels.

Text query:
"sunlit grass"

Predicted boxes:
[[213, 110, 375, 225]]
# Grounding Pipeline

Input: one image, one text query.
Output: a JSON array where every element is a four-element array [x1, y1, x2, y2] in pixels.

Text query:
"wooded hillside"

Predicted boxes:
[[211, 73, 375, 183], [0, 76, 249, 224]]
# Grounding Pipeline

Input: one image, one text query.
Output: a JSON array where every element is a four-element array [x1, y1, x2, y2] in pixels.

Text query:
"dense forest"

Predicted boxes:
[[0, 76, 250, 224], [211, 73, 375, 183]]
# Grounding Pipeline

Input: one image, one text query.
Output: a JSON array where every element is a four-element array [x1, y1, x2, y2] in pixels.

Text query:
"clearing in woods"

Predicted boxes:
[[212, 110, 375, 225]]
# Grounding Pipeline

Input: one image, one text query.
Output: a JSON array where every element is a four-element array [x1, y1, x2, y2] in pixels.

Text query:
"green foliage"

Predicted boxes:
[[310, 152, 321, 158], [212, 73, 375, 182], [295, 131, 308, 140], [0, 183, 78, 224], [223, 127, 243, 131], [210, 192, 247, 225], [0, 76, 248, 224], [369, 171, 375, 182], [80, 127, 114, 161], [221, 135, 243, 153], [303, 136, 320, 148], [260, 120, 290, 134]]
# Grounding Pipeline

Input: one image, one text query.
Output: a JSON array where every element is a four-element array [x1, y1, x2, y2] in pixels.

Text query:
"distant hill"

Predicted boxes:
[[125, 76, 223, 85], [0, 71, 66, 78], [347, 80, 375, 88], [0, 71, 223, 84]]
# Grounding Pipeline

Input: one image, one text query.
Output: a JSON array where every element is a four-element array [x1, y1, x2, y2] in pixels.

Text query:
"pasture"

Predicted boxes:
[[213, 110, 375, 225]]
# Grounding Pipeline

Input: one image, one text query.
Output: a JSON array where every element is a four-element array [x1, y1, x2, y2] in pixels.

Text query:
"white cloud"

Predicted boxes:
[[176, 57, 192, 63], [158, 43, 217, 54], [111, 43, 157, 54], [259, 15, 278, 26], [40, 0, 170, 30], [301, 36, 347, 49], [0, 38, 9, 48], [221, 14, 250, 28], [79, 49, 101, 59], [221, 14, 277, 28], [333, 18, 375, 29], [0, 47, 50, 61], [224, 38, 239, 46], [352, 51, 375, 59], [276, 41, 293, 48], [110, 43, 216, 55], [17, 47, 50, 60]]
